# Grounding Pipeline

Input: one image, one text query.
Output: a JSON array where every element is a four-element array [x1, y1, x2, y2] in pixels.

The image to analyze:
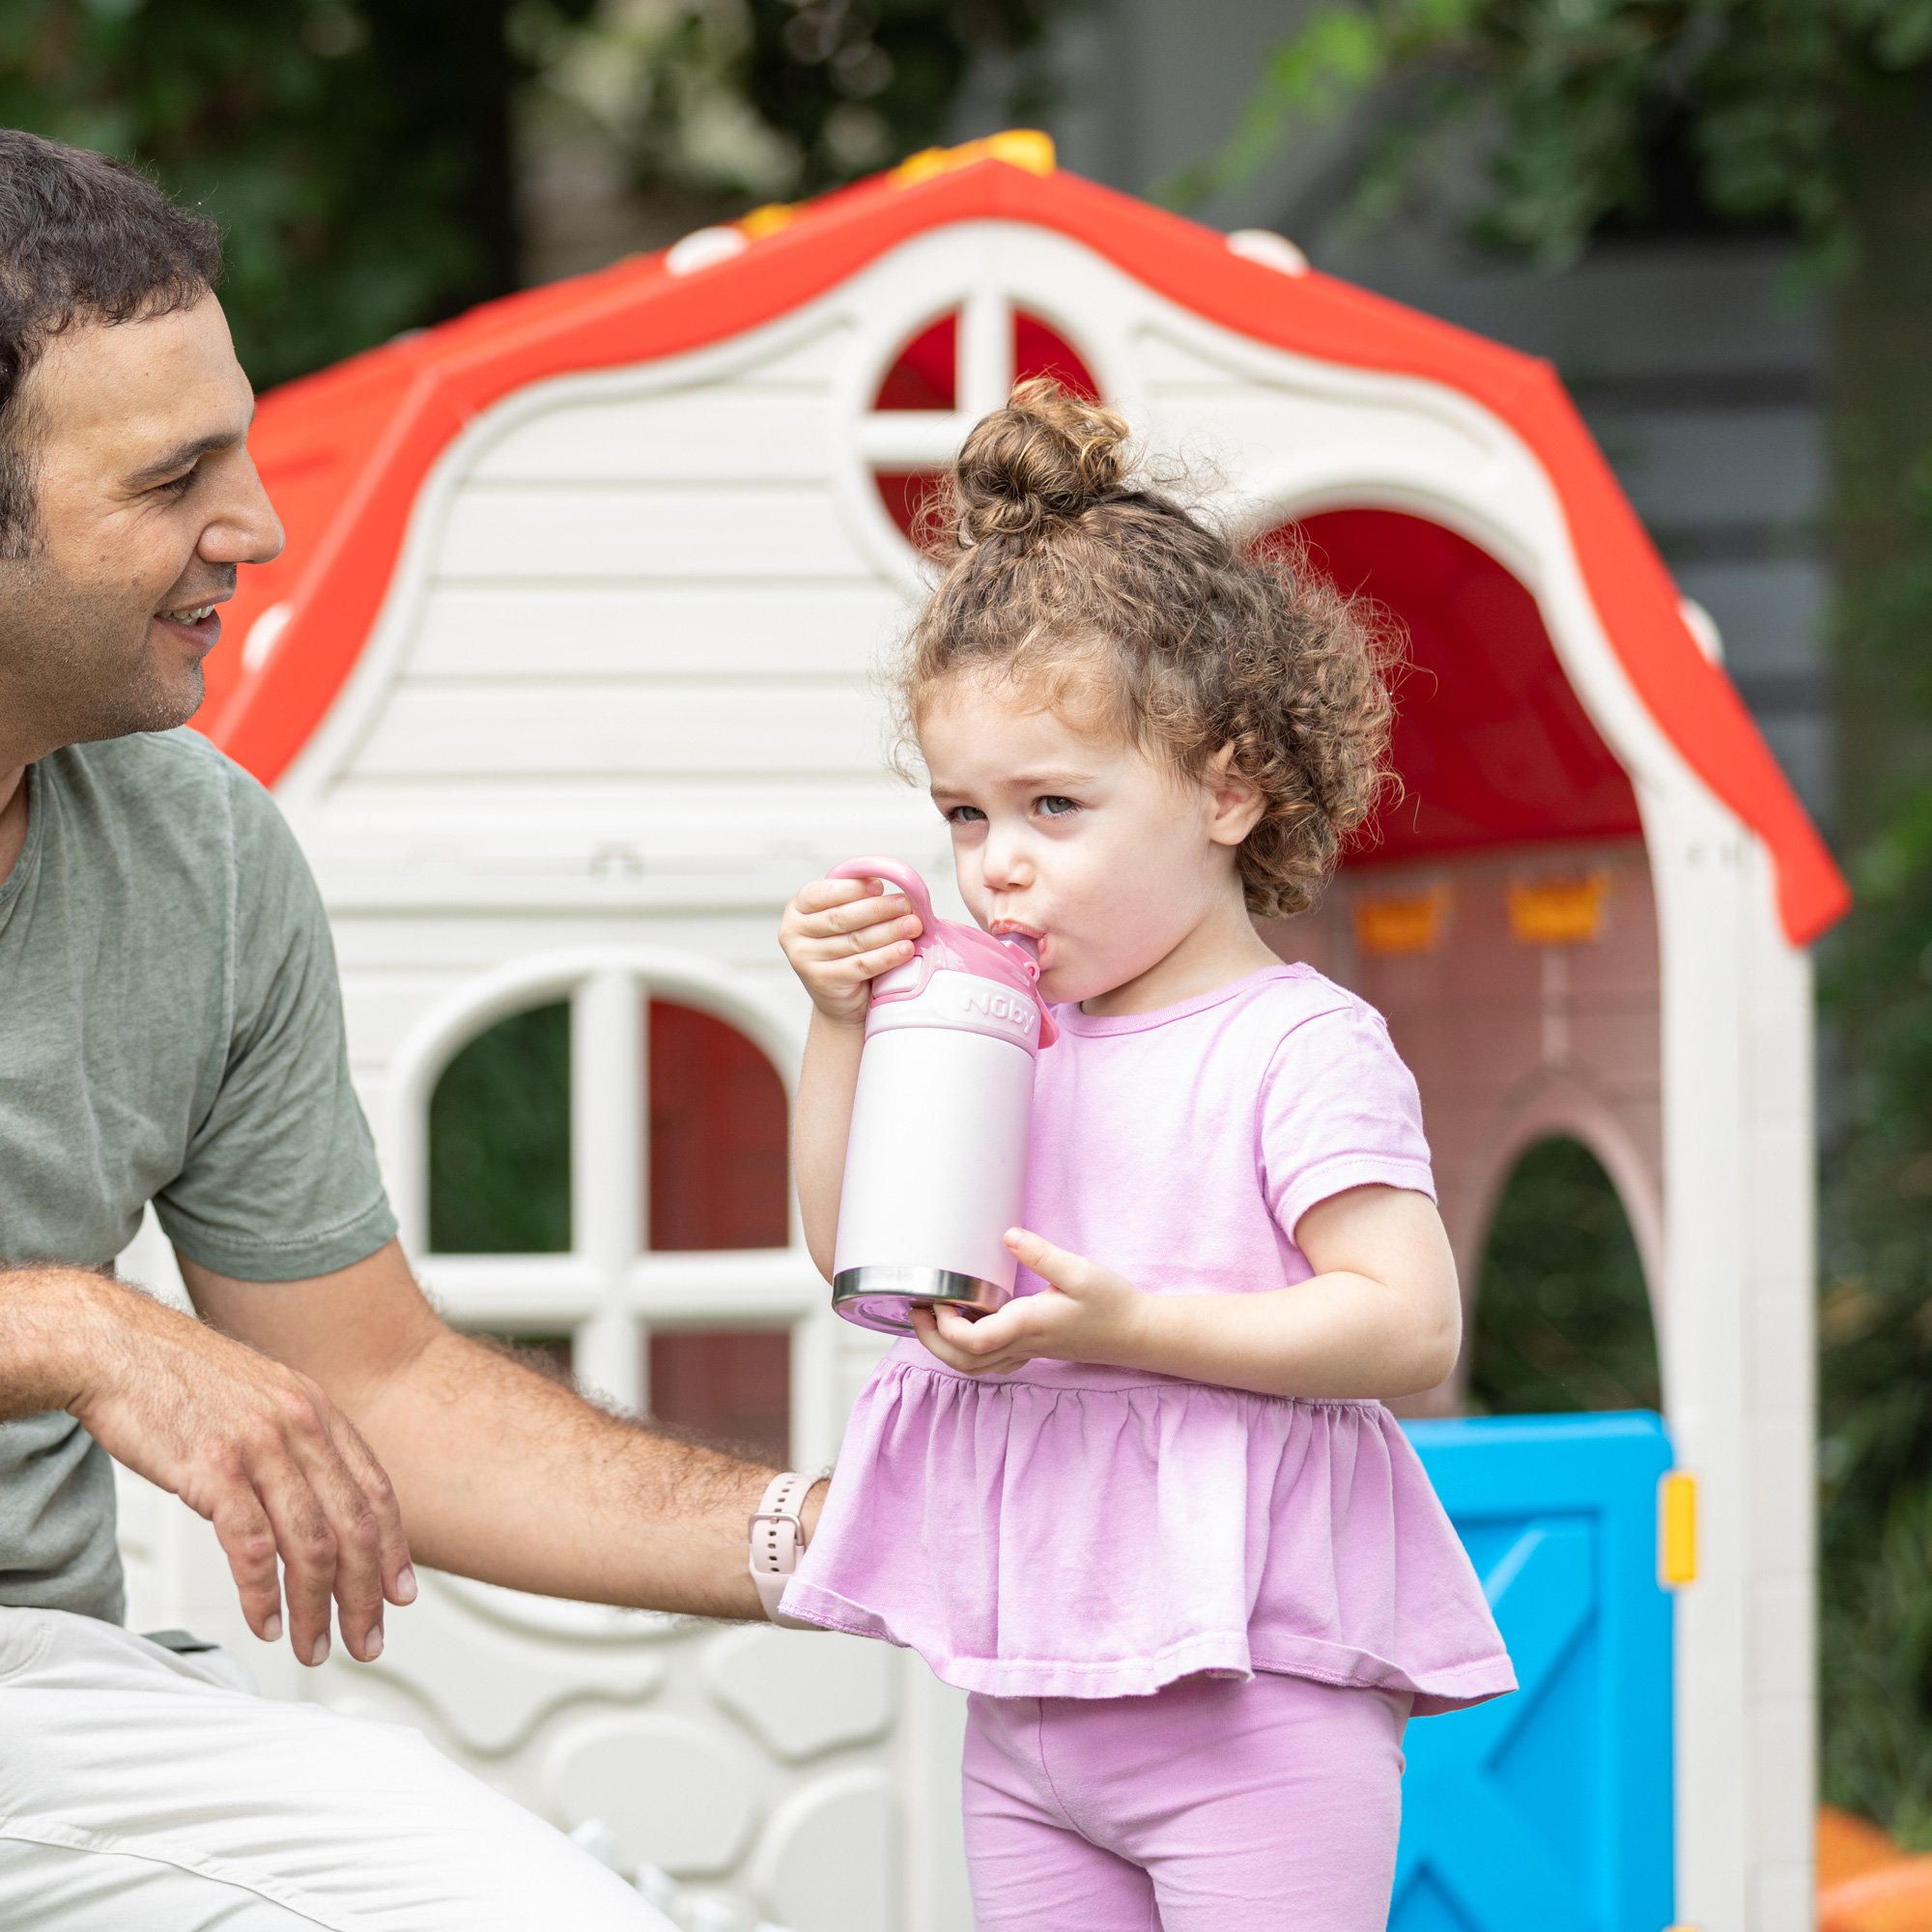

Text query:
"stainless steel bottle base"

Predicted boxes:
[[832, 1265, 1012, 1335]]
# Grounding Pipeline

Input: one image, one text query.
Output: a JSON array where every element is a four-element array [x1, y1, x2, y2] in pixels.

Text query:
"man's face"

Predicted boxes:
[[0, 295, 283, 756]]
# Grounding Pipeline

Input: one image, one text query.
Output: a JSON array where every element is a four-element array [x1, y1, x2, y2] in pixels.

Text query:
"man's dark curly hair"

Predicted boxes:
[[0, 129, 222, 558]]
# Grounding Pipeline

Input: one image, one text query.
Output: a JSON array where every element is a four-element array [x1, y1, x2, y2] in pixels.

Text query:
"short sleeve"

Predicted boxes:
[[154, 764, 397, 1280], [1257, 1001, 1435, 1241]]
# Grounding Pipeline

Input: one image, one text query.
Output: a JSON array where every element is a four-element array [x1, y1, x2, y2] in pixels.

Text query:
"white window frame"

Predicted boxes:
[[851, 285, 1116, 481], [823, 231, 1133, 591], [386, 947, 829, 1455]]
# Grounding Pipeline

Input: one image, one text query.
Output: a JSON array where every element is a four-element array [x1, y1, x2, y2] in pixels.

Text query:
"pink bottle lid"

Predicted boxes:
[[827, 857, 1059, 1048]]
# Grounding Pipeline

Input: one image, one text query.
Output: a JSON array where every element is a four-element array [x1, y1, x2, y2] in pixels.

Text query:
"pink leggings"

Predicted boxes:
[[962, 1671, 1409, 1930]]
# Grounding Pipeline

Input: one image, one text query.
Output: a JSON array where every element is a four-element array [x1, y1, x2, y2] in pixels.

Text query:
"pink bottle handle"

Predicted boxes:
[[827, 856, 936, 931]]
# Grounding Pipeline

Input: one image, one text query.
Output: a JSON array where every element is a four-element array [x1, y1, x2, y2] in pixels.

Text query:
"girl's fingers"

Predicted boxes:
[[810, 914, 920, 958], [795, 881, 911, 925], [792, 876, 877, 912], [838, 939, 915, 982], [946, 1302, 1023, 1351], [907, 1306, 971, 1370], [911, 1305, 1032, 1378], [1005, 1227, 1081, 1289]]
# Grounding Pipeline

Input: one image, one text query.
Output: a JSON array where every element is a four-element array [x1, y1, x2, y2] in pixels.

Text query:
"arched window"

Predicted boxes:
[[1468, 1136, 1662, 1416], [416, 965, 810, 1466], [861, 298, 1101, 545]]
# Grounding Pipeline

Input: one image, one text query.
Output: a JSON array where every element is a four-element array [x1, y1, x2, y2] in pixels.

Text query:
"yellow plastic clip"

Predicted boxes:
[[738, 203, 798, 241], [1659, 1471, 1697, 1587], [893, 128, 1056, 188]]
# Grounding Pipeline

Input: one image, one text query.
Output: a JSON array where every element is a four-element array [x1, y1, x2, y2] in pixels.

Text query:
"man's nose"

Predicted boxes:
[[202, 452, 285, 569]]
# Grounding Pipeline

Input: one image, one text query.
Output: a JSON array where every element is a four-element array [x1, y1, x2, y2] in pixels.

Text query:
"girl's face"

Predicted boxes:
[[918, 670, 1264, 1012]]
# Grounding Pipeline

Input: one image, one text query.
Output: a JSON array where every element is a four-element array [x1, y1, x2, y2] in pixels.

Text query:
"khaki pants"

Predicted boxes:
[[0, 1607, 668, 1930]]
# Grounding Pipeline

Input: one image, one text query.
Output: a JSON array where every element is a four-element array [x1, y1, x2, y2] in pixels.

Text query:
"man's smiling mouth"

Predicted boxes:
[[154, 598, 227, 647]]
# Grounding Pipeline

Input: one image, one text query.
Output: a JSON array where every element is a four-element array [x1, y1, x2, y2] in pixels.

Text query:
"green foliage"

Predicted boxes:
[[516, 0, 1076, 205], [428, 1002, 573, 1256], [1816, 454, 1932, 1844], [0, 0, 569, 389], [0, 0, 1078, 392], [1467, 1136, 1662, 1418], [1172, 0, 1929, 269]]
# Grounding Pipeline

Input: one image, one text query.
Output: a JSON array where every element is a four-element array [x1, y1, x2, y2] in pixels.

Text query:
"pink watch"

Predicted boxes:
[[748, 1471, 818, 1629]]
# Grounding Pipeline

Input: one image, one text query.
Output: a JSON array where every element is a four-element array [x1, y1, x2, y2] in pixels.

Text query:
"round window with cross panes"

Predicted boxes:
[[853, 291, 1102, 552]]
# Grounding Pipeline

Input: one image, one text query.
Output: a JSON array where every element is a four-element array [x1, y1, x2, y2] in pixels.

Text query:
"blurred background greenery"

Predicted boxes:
[[0, 0, 1068, 388], [3, 0, 1926, 1844]]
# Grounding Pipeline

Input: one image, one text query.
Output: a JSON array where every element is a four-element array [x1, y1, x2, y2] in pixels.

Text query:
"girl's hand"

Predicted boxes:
[[908, 1229, 1148, 1377], [780, 876, 923, 1025]]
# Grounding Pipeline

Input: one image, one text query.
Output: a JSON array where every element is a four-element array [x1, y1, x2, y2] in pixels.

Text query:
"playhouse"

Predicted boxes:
[[116, 131, 1845, 1930]]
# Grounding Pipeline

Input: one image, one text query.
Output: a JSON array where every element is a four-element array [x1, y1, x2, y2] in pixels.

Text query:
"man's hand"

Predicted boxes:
[[53, 1271, 414, 1664], [908, 1228, 1149, 1377]]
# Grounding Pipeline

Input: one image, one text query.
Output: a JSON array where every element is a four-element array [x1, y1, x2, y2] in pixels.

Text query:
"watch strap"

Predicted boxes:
[[748, 1470, 816, 1629]]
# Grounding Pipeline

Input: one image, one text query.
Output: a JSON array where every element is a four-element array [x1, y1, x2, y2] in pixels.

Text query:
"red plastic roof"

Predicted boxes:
[[196, 146, 1847, 944]]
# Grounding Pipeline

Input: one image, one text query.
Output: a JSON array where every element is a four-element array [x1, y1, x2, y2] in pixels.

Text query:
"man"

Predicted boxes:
[[0, 130, 830, 1929]]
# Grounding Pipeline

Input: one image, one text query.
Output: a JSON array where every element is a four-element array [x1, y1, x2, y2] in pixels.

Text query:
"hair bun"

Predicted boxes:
[[952, 377, 1130, 546]]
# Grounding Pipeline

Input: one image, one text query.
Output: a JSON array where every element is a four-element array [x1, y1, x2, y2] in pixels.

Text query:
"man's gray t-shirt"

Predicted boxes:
[[0, 728, 396, 1622]]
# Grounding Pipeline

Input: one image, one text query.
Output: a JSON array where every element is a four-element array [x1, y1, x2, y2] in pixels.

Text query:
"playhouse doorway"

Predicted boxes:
[[1469, 1135, 1662, 1420]]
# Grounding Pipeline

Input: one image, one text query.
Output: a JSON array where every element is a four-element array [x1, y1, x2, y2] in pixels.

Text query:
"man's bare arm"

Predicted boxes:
[[182, 1239, 815, 1623]]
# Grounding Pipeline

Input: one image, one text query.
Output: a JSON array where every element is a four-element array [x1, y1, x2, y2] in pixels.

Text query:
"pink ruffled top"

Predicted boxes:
[[784, 964, 1516, 1713]]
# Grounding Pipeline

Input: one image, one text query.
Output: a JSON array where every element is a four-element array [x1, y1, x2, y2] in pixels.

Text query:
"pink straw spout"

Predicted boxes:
[[999, 933, 1041, 980]]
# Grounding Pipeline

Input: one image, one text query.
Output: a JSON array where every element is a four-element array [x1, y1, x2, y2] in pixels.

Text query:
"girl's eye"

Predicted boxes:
[[944, 805, 985, 825], [1037, 795, 1080, 818]]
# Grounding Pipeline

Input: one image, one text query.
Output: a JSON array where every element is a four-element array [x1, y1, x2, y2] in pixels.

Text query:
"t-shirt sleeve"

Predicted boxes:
[[153, 766, 397, 1280], [1256, 1001, 1435, 1241]]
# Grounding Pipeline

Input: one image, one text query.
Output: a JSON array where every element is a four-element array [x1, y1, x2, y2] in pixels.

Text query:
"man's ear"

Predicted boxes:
[[1205, 745, 1267, 846]]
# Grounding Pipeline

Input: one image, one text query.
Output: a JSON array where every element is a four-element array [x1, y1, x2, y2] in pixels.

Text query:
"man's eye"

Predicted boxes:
[[1037, 795, 1080, 817], [155, 469, 196, 497]]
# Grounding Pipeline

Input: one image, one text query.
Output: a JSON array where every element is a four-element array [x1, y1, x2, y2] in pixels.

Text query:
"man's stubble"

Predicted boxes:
[[0, 541, 210, 755]]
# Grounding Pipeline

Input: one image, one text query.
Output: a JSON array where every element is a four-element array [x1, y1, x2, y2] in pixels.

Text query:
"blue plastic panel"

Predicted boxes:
[[1396, 1412, 1674, 1932]]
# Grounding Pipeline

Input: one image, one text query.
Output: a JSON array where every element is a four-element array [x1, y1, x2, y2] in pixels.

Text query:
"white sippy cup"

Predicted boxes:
[[826, 855, 1058, 1335]]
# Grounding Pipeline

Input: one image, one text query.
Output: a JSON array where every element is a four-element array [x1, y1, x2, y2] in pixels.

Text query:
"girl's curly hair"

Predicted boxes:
[[895, 379, 1400, 920]]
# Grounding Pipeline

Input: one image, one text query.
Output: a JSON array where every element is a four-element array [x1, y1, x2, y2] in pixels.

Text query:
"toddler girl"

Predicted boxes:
[[777, 381, 1514, 1929]]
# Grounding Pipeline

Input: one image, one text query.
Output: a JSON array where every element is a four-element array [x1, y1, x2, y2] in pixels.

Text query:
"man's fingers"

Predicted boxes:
[[334, 1416, 416, 1608], [210, 1482, 284, 1644], [294, 1407, 393, 1663], [252, 1447, 341, 1667]]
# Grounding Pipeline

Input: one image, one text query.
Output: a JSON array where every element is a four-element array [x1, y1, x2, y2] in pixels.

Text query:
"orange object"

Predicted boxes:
[[1353, 886, 1453, 956], [1815, 1805, 1932, 1932], [1819, 1858, 1932, 1932], [1821, 1806, 1910, 1889], [1507, 872, 1611, 946], [194, 137, 1850, 945]]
